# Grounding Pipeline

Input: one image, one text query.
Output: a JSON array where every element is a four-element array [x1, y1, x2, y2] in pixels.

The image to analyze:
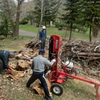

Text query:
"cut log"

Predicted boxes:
[[17, 60, 30, 69], [77, 52, 100, 56], [76, 56, 100, 60], [31, 52, 38, 58], [32, 78, 52, 96]]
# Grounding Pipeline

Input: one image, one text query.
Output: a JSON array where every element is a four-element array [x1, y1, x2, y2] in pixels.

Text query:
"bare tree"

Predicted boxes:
[[0, 0, 24, 38]]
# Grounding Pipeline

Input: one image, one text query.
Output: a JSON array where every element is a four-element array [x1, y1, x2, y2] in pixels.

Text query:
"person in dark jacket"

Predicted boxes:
[[0, 50, 15, 74], [39, 26, 47, 49], [26, 49, 56, 100]]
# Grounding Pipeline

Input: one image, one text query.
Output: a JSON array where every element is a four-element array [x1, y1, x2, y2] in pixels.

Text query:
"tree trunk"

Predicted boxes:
[[10, 19, 15, 37], [5, 18, 8, 37], [14, 0, 24, 38], [69, 23, 72, 42], [37, 0, 44, 39], [29, 17, 33, 25], [50, 21, 52, 26], [92, 27, 98, 37], [89, 26, 92, 42], [14, 3, 20, 38]]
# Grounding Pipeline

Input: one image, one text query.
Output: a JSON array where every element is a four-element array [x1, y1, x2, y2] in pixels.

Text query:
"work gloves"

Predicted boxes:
[[7, 69, 12, 74], [51, 59, 56, 63]]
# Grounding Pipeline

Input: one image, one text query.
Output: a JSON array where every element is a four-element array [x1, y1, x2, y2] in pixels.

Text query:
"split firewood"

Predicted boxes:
[[27, 61, 32, 65], [0, 87, 2, 89], [31, 52, 38, 58], [32, 78, 52, 96], [17, 60, 30, 69], [33, 85, 43, 95], [6, 71, 26, 80], [30, 99, 36, 100], [16, 54, 23, 58], [7, 75, 18, 80], [23, 54, 31, 59], [9, 63, 17, 69]]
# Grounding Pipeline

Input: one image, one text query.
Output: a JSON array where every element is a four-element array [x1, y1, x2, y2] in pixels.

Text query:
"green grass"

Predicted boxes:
[[19, 24, 100, 40], [19, 24, 39, 33], [63, 79, 96, 100], [0, 36, 33, 51]]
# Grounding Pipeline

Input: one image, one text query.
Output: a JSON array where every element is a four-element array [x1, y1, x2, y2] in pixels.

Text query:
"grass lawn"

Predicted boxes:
[[19, 24, 39, 33], [19, 24, 100, 40], [0, 36, 33, 51]]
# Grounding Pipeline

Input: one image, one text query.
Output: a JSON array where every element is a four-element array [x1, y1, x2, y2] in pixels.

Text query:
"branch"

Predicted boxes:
[[94, 45, 100, 51]]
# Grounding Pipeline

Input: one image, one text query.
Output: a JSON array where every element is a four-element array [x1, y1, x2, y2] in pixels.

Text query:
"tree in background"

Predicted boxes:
[[33, 0, 60, 26], [0, 0, 24, 38], [61, 0, 100, 42], [33, 0, 44, 39], [0, 1, 10, 37], [33, 0, 42, 26], [61, 0, 83, 41], [43, 0, 60, 26], [26, 11, 34, 25], [0, 18, 11, 37], [20, 0, 35, 25], [33, 0, 60, 39], [82, 0, 100, 42]]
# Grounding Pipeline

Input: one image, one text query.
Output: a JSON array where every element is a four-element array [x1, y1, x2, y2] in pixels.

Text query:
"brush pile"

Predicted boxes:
[[61, 39, 100, 77]]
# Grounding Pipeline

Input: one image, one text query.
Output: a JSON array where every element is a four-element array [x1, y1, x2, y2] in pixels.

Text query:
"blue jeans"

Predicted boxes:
[[0, 59, 3, 74], [26, 71, 51, 99], [41, 39, 46, 49]]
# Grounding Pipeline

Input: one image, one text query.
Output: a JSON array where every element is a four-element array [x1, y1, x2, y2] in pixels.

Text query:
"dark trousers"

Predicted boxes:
[[41, 39, 46, 49], [26, 71, 51, 99], [0, 59, 3, 74]]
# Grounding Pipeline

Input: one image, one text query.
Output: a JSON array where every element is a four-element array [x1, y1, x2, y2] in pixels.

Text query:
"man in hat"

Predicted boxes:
[[26, 49, 56, 100], [39, 26, 47, 49], [0, 50, 15, 74]]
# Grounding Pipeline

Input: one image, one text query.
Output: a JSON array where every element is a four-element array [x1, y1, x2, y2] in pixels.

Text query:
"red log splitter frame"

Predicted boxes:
[[49, 35, 100, 99]]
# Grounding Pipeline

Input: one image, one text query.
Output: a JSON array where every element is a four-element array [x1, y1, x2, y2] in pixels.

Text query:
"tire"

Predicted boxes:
[[51, 83, 63, 96]]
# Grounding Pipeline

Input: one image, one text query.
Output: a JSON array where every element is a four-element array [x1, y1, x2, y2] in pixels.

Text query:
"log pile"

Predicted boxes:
[[8, 48, 38, 80], [25, 39, 49, 49], [25, 39, 41, 49], [15, 49, 38, 61], [7, 38, 100, 79], [61, 39, 100, 77], [7, 47, 51, 96]]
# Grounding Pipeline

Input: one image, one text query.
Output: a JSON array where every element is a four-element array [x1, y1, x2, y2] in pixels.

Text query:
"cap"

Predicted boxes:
[[39, 49, 45, 54], [9, 52, 15, 58], [42, 26, 46, 29]]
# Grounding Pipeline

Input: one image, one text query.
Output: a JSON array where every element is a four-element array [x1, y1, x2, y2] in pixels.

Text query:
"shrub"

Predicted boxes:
[[0, 25, 11, 37], [20, 18, 28, 25]]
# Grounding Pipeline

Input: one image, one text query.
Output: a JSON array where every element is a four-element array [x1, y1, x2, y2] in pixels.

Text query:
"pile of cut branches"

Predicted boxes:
[[61, 39, 100, 77]]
